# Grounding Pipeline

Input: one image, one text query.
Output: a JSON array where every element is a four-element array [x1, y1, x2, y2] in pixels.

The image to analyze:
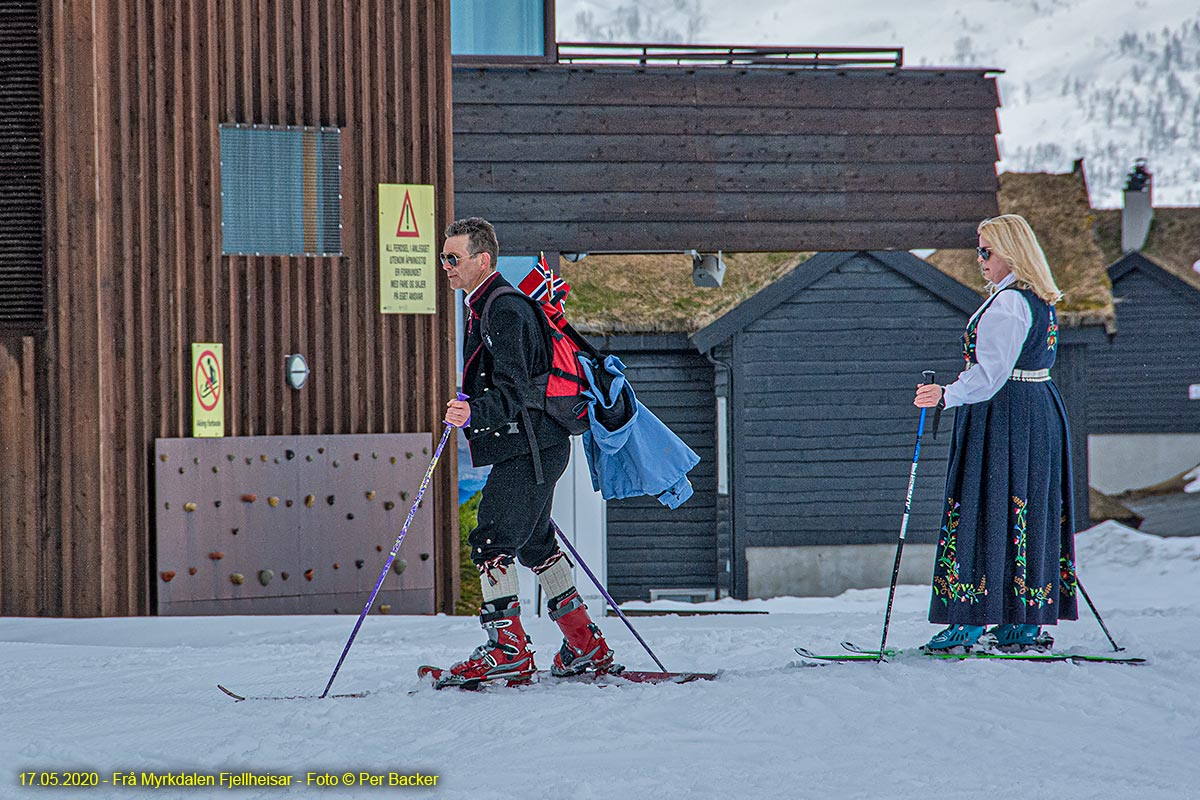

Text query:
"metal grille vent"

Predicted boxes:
[[0, 0, 43, 328], [219, 124, 342, 256]]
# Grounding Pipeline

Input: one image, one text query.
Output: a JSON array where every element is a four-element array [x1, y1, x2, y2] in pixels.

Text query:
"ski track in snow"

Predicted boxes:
[[2, 522, 1198, 799]]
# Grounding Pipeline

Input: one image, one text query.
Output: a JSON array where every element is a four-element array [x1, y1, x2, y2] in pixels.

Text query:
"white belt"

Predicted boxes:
[[1010, 368, 1050, 382]]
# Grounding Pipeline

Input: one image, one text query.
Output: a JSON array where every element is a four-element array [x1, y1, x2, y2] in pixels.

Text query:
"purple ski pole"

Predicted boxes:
[[319, 394, 465, 698], [551, 518, 668, 672]]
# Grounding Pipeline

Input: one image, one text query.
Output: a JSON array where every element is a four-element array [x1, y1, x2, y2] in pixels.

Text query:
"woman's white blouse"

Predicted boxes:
[[941, 272, 1033, 409]]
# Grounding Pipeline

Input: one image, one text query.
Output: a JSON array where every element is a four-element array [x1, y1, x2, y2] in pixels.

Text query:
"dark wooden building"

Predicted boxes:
[[0, 0, 458, 617], [579, 333, 719, 603], [452, 48, 1002, 255], [1089, 252, 1200, 434], [566, 227, 1112, 601], [692, 251, 1100, 599]]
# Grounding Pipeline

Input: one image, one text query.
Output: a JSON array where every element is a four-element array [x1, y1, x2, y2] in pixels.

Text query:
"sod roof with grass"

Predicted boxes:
[[1093, 206, 1200, 293], [925, 167, 1114, 330], [562, 167, 1116, 336]]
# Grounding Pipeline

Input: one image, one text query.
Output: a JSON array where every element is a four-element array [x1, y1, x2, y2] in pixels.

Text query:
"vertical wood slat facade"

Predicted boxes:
[[7, 0, 457, 617], [0, 1, 45, 614]]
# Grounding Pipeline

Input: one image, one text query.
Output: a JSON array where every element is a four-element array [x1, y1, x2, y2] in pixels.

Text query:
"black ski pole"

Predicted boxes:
[[1077, 577, 1124, 652], [551, 518, 669, 672], [877, 370, 936, 662]]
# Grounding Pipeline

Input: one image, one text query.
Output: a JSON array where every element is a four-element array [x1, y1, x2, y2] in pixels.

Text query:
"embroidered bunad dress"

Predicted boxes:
[[929, 272, 1079, 626]]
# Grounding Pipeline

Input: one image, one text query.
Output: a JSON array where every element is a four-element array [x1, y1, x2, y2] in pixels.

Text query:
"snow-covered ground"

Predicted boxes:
[[3, 521, 1198, 799]]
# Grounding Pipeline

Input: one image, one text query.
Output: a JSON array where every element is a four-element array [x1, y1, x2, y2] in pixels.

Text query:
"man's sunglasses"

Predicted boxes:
[[438, 251, 476, 267], [976, 246, 993, 261]]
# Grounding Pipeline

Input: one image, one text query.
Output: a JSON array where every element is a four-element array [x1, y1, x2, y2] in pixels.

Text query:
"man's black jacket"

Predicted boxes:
[[462, 272, 569, 468]]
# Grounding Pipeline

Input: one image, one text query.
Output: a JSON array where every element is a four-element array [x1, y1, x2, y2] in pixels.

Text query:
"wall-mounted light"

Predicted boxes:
[[691, 250, 726, 287], [284, 353, 310, 390]]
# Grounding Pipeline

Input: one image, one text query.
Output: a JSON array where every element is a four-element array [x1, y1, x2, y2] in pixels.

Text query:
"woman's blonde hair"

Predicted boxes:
[[978, 214, 1062, 304]]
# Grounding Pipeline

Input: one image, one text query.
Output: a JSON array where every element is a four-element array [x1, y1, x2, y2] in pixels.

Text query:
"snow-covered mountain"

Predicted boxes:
[[559, 0, 1200, 208]]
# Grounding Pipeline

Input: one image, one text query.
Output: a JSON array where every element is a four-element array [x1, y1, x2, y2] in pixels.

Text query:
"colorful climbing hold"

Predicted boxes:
[[160, 571, 176, 583]]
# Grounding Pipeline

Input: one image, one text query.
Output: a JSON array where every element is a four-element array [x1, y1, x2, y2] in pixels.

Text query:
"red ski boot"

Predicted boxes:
[[547, 589, 620, 677], [439, 598, 536, 689]]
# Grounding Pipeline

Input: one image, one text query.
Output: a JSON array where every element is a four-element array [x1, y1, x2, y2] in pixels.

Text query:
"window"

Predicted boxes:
[[219, 125, 342, 256], [451, 0, 546, 57]]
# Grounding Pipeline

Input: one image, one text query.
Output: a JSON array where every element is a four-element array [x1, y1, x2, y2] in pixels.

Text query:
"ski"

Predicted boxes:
[[793, 644, 1145, 665], [217, 684, 370, 702], [416, 665, 718, 690]]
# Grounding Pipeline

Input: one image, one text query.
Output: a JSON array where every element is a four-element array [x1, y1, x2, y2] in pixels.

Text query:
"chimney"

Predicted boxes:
[[1121, 158, 1153, 253]]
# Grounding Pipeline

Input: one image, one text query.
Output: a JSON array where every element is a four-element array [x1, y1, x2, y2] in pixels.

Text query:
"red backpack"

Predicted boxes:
[[480, 287, 600, 436]]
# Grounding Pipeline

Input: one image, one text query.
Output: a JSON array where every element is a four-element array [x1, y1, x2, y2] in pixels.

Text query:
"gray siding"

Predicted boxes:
[[602, 349, 718, 603], [1090, 266, 1200, 433], [453, 66, 1000, 253], [731, 254, 966, 595], [713, 342, 733, 596]]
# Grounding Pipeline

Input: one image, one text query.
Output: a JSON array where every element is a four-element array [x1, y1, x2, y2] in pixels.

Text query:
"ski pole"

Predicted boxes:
[[877, 370, 935, 662], [319, 393, 464, 698], [550, 518, 669, 672], [1077, 577, 1124, 652]]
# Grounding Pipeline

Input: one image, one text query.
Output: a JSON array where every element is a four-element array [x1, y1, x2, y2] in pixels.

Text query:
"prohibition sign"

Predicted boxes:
[[195, 349, 222, 412]]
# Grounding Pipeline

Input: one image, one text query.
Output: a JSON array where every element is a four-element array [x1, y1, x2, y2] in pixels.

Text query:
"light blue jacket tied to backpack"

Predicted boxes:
[[578, 354, 700, 509]]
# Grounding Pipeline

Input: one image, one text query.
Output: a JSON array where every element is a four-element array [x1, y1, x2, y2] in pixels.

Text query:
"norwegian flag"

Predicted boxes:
[[517, 252, 570, 311]]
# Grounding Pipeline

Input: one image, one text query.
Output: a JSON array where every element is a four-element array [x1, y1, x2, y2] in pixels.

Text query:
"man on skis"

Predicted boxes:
[[438, 216, 619, 687]]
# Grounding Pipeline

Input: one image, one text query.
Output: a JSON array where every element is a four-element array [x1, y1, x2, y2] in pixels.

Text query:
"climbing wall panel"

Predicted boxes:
[[154, 434, 435, 615]]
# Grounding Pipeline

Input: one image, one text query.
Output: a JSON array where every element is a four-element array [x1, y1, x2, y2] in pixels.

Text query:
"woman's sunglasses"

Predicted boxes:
[[438, 251, 476, 267], [976, 246, 992, 261]]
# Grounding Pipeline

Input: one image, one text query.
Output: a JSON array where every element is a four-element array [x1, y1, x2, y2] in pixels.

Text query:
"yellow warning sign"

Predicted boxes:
[[192, 343, 225, 438], [379, 183, 435, 314]]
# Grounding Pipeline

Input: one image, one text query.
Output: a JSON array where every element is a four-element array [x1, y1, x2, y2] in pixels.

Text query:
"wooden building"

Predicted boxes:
[[1088, 202, 1200, 532], [565, 169, 1114, 601], [0, 0, 458, 617], [1092, 208, 1200, 435], [1088, 251, 1200, 434], [452, 45, 1002, 255]]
